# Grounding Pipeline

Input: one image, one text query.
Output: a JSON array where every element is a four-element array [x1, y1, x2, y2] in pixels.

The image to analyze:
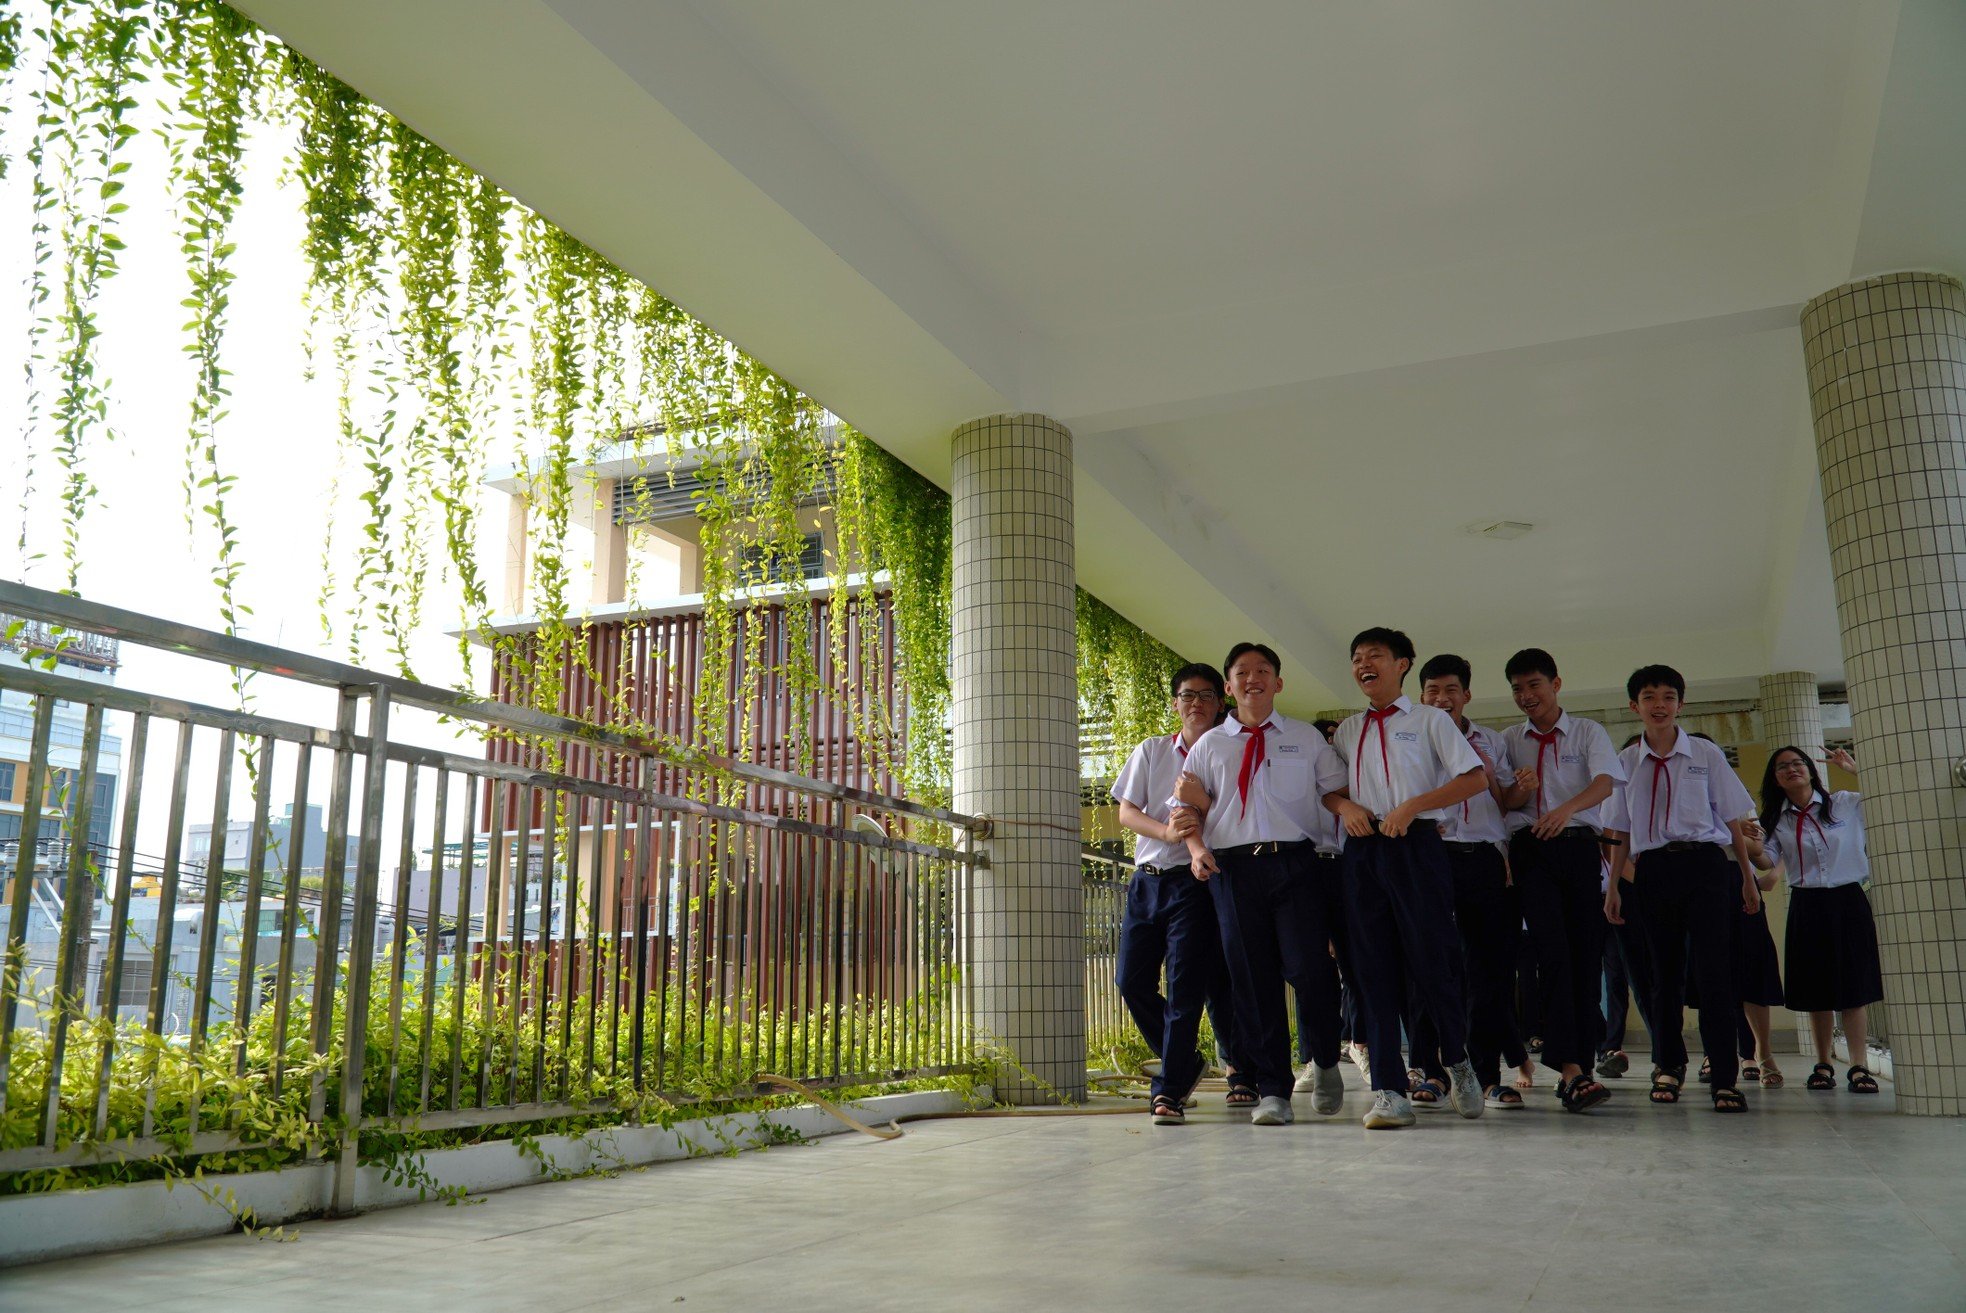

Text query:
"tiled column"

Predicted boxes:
[[1801, 271, 1966, 1115], [951, 414, 1082, 1104], [1758, 671, 1824, 1052]]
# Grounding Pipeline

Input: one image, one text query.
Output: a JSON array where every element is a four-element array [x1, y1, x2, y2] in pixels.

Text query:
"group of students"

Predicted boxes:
[[1111, 629, 1886, 1130]]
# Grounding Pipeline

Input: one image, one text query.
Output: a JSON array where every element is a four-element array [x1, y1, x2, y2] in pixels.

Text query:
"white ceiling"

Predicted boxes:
[[236, 0, 1966, 715]]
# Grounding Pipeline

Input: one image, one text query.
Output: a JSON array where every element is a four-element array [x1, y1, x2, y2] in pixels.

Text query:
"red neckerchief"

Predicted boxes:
[[1358, 704, 1399, 799], [1792, 793, 1829, 882], [1527, 724, 1560, 814], [1646, 751, 1674, 843], [1235, 720, 1273, 819]]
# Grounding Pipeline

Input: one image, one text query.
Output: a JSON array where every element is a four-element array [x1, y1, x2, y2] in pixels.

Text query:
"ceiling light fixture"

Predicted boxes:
[[1463, 519, 1535, 541]]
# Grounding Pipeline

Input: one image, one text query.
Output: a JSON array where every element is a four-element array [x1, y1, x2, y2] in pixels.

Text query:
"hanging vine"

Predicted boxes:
[[21, 1, 151, 590], [160, 0, 263, 682]]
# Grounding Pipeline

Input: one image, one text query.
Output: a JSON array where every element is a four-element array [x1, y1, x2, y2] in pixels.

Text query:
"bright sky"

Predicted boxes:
[[0, 74, 525, 863]]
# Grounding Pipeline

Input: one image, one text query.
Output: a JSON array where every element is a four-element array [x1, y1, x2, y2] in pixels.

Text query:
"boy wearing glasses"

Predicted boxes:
[[1111, 663, 1238, 1124]]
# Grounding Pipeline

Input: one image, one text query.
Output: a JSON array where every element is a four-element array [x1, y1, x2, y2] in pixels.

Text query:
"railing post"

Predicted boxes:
[[331, 686, 391, 1216]]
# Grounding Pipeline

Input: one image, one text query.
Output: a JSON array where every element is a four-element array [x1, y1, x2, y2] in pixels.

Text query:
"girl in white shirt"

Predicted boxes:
[[1747, 746, 1883, 1094]]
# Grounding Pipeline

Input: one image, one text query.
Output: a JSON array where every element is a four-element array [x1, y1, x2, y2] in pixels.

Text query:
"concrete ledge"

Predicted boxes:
[[0, 1086, 984, 1268]]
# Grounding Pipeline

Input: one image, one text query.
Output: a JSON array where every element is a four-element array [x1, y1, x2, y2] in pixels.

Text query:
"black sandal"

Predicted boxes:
[[1847, 1065, 1879, 1094], [1224, 1082, 1259, 1109], [1562, 1075, 1611, 1113], [1408, 1069, 1446, 1106], [1151, 1094, 1186, 1125], [1697, 1056, 1713, 1084], [1806, 1062, 1836, 1091], [1649, 1066, 1684, 1104], [1711, 1085, 1748, 1113]]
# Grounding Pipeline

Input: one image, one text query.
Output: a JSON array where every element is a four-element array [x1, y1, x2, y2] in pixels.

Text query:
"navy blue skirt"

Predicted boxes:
[[1784, 883, 1884, 1013]]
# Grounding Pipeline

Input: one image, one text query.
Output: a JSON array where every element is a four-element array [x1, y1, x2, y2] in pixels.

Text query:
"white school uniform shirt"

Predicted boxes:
[[1110, 732, 1202, 870], [1440, 719, 1511, 845], [1179, 713, 1348, 849], [1331, 696, 1484, 822], [1500, 711, 1625, 834], [1762, 790, 1869, 890], [1601, 730, 1753, 858]]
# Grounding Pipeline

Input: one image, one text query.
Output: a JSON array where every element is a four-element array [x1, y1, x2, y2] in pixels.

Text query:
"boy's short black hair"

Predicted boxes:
[[1312, 718, 1341, 739], [1223, 641, 1281, 676], [1504, 648, 1558, 683], [1349, 627, 1415, 666], [1418, 653, 1472, 689], [1169, 662, 1226, 701], [1626, 663, 1686, 701]]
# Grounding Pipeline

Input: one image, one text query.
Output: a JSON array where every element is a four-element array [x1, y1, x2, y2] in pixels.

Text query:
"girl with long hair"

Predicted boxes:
[[1746, 746, 1883, 1094]]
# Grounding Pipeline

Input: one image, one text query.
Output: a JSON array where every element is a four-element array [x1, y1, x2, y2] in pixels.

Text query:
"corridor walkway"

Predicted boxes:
[[5, 1068, 1961, 1312]]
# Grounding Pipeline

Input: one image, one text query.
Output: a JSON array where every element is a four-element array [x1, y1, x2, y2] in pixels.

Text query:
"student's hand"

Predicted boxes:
[[1501, 854, 1514, 888], [1604, 879, 1624, 926], [1512, 767, 1539, 795], [1827, 747, 1857, 775], [1741, 875, 1762, 916], [1740, 818, 1764, 844], [1191, 847, 1219, 880], [1379, 801, 1419, 838], [1163, 808, 1198, 843], [1172, 772, 1209, 810], [1529, 802, 1574, 840], [1337, 800, 1376, 839]]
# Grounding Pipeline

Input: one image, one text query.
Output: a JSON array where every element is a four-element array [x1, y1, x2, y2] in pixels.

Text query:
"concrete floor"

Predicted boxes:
[[4, 1065, 1963, 1313]]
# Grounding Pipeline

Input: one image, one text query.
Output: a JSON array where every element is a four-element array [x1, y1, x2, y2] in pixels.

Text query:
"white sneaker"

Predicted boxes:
[[1363, 1090, 1416, 1129], [1292, 1064, 1318, 1094], [1310, 1062, 1345, 1116], [1346, 1041, 1372, 1081], [1250, 1095, 1294, 1126], [1447, 1060, 1485, 1120]]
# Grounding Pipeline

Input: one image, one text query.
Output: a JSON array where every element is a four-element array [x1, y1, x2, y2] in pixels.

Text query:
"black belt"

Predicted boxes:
[[1135, 862, 1193, 876], [1362, 817, 1438, 836], [1215, 839, 1313, 859], [1312, 850, 1339, 861], [1516, 825, 1597, 842], [1647, 840, 1719, 855], [1444, 839, 1495, 854]]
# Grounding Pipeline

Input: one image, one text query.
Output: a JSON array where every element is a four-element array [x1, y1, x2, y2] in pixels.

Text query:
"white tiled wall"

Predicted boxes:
[[950, 414, 1085, 1104], [1802, 271, 1966, 1115]]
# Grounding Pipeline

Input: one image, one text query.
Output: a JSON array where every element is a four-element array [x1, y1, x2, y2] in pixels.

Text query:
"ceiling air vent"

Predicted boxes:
[[1463, 520, 1535, 541]]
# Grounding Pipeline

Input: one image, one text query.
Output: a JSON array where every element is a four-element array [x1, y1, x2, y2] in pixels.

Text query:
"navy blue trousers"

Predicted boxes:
[[1510, 829, 1607, 1074], [1600, 878, 1656, 1053], [1634, 844, 1741, 1091], [1343, 826, 1467, 1094], [1408, 842, 1525, 1089], [1294, 852, 1351, 1062], [1116, 863, 1232, 1101], [1209, 845, 1344, 1099]]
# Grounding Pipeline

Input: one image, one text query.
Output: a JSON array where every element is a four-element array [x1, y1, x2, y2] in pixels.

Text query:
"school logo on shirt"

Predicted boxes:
[[1394, 731, 1419, 742], [1560, 753, 1585, 765], [1685, 765, 1708, 777], [1275, 743, 1303, 755]]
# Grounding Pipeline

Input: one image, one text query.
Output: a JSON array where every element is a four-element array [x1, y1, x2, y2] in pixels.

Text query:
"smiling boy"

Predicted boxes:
[[1175, 643, 1349, 1126], [1326, 628, 1489, 1128], [1414, 654, 1527, 1110], [1603, 664, 1760, 1113], [1497, 648, 1624, 1113], [1110, 662, 1238, 1125]]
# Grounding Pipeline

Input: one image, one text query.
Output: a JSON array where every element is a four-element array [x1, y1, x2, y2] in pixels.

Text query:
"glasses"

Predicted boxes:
[[1174, 691, 1221, 705]]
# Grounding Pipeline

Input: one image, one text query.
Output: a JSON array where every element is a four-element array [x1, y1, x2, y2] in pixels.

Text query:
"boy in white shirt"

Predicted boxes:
[[1497, 648, 1625, 1113], [1603, 663, 1760, 1113], [1111, 663, 1239, 1125], [1175, 643, 1349, 1126], [1326, 628, 1489, 1129]]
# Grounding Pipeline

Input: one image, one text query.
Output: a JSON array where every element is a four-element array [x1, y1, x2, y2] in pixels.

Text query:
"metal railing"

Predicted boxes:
[[1081, 846, 1135, 1066], [0, 581, 981, 1211]]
